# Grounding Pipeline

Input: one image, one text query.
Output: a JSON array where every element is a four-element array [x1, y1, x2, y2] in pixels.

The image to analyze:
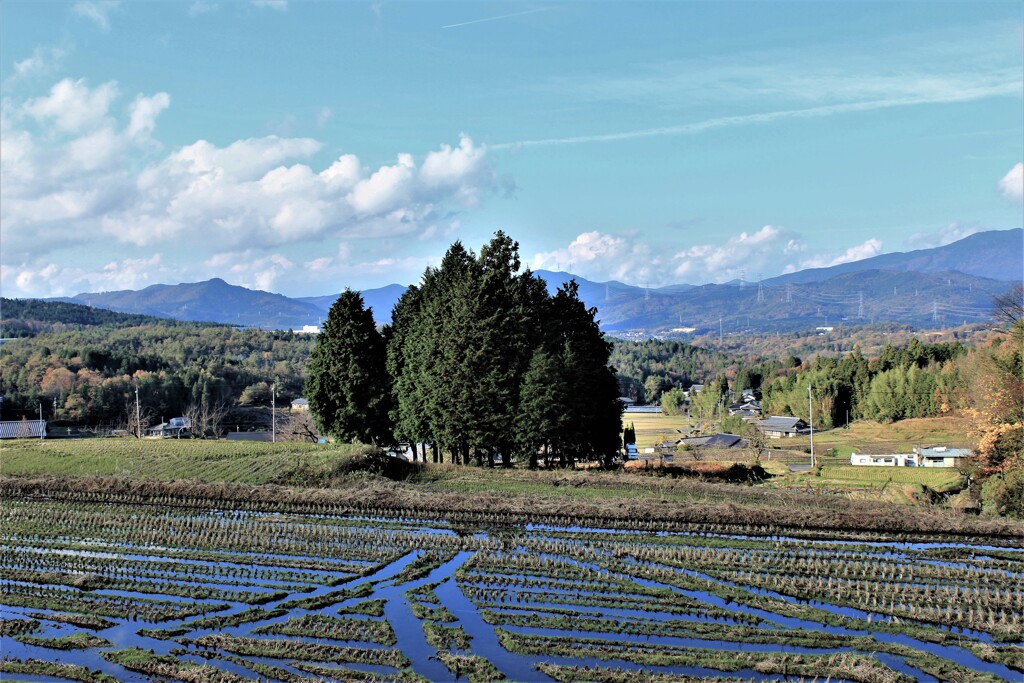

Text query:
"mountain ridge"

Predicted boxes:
[[42, 228, 1021, 334]]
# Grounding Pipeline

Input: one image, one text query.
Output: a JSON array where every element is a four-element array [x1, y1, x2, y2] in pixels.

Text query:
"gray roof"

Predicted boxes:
[[757, 416, 807, 431], [918, 446, 972, 458], [624, 405, 662, 413]]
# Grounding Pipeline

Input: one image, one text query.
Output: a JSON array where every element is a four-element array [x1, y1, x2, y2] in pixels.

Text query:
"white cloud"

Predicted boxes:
[[187, 1, 217, 16], [672, 226, 782, 281], [23, 78, 119, 133], [533, 228, 888, 287], [348, 153, 416, 215], [501, 24, 1022, 150], [5, 45, 67, 87], [904, 223, 982, 250], [2, 76, 499, 289], [204, 251, 295, 291], [252, 0, 287, 9], [2, 76, 500, 298], [420, 134, 491, 206], [73, 1, 119, 31], [127, 92, 171, 138], [794, 238, 884, 270], [316, 106, 333, 127], [1, 254, 167, 298], [998, 163, 1023, 203]]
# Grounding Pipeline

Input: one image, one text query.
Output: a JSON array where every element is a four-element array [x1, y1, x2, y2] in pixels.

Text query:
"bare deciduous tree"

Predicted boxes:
[[184, 399, 228, 439], [992, 283, 1024, 328], [280, 409, 321, 443], [124, 398, 153, 438]]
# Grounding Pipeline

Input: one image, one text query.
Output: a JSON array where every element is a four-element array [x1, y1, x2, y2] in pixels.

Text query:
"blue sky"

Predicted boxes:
[[1, 1, 1021, 298]]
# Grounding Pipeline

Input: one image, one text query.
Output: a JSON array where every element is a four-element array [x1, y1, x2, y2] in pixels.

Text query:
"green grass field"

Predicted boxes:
[[0, 438, 351, 485], [820, 465, 964, 490]]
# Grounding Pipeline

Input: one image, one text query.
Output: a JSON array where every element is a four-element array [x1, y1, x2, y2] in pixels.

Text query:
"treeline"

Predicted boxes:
[[0, 298, 176, 337], [307, 232, 623, 467], [762, 338, 967, 428], [611, 339, 784, 407], [0, 322, 312, 426]]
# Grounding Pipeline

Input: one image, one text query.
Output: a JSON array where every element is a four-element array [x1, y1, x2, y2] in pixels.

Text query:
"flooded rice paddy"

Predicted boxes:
[[1, 498, 1022, 682]]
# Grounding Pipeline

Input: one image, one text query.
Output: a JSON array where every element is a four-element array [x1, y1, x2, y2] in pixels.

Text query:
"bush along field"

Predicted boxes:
[[1, 479, 1023, 682]]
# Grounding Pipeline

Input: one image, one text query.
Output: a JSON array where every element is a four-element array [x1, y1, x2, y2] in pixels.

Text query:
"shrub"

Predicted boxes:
[[981, 466, 1024, 519]]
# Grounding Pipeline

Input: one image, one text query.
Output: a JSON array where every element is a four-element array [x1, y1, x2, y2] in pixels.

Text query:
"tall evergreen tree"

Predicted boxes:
[[305, 290, 392, 444], [548, 281, 624, 467], [386, 285, 432, 461], [515, 347, 569, 468]]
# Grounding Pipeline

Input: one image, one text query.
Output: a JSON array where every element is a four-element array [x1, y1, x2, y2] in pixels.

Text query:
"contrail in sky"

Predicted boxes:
[[491, 80, 1022, 150], [442, 7, 550, 29]]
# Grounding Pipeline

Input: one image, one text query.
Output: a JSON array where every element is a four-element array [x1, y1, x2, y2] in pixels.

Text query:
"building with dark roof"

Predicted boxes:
[[756, 416, 808, 438], [700, 433, 748, 449]]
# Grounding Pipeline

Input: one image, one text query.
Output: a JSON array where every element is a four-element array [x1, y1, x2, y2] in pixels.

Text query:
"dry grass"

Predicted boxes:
[[624, 412, 692, 448]]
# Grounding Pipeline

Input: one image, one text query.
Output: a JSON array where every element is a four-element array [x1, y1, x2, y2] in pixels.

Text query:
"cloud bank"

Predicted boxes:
[[1, 77, 500, 296], [532, 228, 887, 287]]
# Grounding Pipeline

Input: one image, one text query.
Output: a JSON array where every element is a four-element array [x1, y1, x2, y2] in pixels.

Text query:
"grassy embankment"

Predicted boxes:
[[1, 434, 1019, 536], [0, 438, 357, 484]]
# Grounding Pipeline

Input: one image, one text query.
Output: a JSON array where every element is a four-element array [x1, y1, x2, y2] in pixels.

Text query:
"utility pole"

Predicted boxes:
[[271, 383, 277, 443], [808, 385, 814, 469], [134, 381, 141, 439]]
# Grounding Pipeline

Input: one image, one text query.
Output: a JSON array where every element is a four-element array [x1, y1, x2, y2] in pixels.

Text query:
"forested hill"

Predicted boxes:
[[0, 319, 312, 425], [0, 298, 185, 338]]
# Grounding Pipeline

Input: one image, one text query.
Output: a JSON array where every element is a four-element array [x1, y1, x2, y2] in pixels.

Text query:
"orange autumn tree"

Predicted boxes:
[[964, 309, 1024, 517]]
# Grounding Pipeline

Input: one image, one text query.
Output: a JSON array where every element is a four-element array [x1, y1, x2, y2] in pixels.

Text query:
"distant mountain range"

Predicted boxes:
[[46, 228, 1021, 335]]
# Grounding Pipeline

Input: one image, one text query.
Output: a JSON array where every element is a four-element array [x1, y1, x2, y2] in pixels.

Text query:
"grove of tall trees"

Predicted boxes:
[[309, 232, 623, 467]]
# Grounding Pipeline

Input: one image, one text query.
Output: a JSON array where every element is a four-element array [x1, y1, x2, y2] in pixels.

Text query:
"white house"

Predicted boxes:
[[851, 452, 916, 467], [915, 446, 972, 468], [851, 446, 972, 468], [146, 417, 192, 438]]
